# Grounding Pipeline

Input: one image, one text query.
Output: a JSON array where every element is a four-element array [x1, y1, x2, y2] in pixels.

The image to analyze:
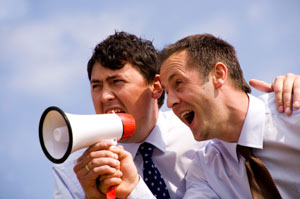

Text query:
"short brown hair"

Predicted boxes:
[[160, 33, 251, 93]]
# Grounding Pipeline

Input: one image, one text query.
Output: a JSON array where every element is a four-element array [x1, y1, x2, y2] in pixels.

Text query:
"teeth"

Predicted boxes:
[[107, 109, 122, 113], [181, 110, 191, 119]]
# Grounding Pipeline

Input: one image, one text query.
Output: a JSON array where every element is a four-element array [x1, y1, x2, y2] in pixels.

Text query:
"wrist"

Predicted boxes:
[[125, 175, 140, 197]]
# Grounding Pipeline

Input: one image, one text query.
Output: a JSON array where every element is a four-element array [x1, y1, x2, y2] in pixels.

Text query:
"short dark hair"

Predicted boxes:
[[87, 31, 165, 108], [160, 33, 251, 93]]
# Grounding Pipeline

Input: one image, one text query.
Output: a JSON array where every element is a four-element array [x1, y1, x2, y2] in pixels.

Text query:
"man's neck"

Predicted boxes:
[[120, 104, 159, 143], [219, 88, 249, 143]]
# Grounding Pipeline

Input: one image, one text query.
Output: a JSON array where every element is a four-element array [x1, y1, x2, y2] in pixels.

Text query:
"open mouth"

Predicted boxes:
[[106, 108, 126, 114], [181, 110, 195, 125]]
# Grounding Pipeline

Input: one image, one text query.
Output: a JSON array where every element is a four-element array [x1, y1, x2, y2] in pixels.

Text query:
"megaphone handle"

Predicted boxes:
[[106, 186, 116, 199], [106, 138, 117, 199]]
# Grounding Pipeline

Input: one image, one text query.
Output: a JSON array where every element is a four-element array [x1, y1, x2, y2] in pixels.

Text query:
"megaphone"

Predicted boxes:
[[39, 106, 135, 164]]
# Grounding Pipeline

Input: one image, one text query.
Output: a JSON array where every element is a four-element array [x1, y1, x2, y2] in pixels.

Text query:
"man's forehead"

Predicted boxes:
[[161, 51, 188, 76], [91, 64, 123, 82]]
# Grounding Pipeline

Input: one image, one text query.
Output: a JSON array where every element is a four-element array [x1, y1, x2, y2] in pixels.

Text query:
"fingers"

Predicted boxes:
[[73, 141, 121, 191], [281, 73, 295, 115], [75, 156, 120, 179], [98, 170, 123, 193], [77, 140, 115, 162], [272, 73, 300, 115], [272, 75, 285, 113], [99, 177, 122, 194], [72, 142, 122, 198], [293, 75, 300, 110], [249, 79, 273, 93], [99, 169, 123, 181], [74, 141, 118, 173]]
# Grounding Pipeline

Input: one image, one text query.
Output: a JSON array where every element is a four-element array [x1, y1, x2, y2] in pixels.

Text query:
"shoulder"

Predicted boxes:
[[258, 93, 300, 118], [194, 139, 235, 165]]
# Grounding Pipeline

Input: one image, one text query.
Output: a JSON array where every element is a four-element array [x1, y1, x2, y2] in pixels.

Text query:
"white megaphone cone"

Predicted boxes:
[[39, 106, 135, 164]]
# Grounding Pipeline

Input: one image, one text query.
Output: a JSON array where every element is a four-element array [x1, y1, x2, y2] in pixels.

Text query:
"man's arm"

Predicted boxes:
[[250, 73, 300, 115], [52, 150, 86, 199], [53, 167, 77, 199]]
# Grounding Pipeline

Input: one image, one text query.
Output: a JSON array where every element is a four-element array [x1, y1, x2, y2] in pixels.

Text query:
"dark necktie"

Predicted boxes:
[[138, 142, 171, 199], [237, 145, 282, 199]]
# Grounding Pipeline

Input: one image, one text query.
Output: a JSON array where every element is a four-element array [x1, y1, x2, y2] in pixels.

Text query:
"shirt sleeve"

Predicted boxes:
[[53, 166, 74, 199], [52, 164, 84, 199], [127, 175, 156, 199], [183, 157, 220, 199]]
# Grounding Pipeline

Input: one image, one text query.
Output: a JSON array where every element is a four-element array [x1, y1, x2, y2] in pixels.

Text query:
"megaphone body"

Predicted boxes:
[[39, 106, 135, 164]]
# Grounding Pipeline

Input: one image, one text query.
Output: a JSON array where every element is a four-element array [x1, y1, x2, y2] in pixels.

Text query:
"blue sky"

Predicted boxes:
[[1, 0, 299, 198]]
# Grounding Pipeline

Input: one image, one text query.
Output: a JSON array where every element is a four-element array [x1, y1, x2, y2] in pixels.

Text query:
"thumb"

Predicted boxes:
[[109, 145, 129, 161], [249, 79, 273, 92]]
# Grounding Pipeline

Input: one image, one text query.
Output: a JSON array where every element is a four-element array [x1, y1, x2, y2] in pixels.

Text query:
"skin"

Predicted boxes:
[[74, 61, 163, 198], [160, 50, 248, 142], [250, 73, 300, 115], [90, 62, 161, 143]]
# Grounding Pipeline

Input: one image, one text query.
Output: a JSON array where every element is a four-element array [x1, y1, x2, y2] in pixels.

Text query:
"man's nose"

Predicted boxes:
[[167, 91, 179, 108], [101, 86, 114, 102]]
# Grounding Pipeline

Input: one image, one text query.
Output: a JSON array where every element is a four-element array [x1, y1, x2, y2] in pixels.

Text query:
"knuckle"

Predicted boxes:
[[274, 76, 284, 82], [90, 159, 98, 167], [285, 73, 294, 78], [283, 87, 291, 93], [273, 86, 282, 93], [88, 151, 97, 159]]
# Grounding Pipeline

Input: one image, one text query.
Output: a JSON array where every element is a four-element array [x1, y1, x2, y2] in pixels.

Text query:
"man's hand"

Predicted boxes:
[[98, 145, 139, 198], [250, 73, 300, 115], [73, 141, 121, 199]]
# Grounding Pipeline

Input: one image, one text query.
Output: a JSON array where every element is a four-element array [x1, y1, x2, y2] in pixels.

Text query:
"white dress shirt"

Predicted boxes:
[[184, 93, 300, 199], [53, 110, 205, 199]]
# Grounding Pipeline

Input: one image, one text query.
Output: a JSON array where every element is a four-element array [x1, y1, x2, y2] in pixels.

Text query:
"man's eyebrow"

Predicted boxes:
[[168, 73, 177, 83], [106, 75, 120, 81], [90, 79, 100, 84], [90, 75, 121, 84], [161, 73, 177, 91]]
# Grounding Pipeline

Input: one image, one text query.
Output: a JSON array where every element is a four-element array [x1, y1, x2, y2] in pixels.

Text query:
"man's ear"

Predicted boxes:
[[152, 75, 163, 99], [212, 62, 228, 89]]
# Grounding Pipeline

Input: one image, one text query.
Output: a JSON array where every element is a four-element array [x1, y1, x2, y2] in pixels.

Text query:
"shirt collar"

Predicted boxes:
[[119, 111, 167, 158], [238, 94, 265, 150], [217, 94, 265, 163]]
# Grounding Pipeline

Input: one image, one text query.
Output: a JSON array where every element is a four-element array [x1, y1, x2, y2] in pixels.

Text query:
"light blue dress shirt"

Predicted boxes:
[[53, 110, 205, 199], [184, 93, 300, 199]]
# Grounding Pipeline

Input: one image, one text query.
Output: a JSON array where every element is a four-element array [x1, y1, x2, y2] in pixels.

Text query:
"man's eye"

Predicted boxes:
[[113, 79, 124, 84], [92, 84, 100, 89], [175, 80, 182, 86]]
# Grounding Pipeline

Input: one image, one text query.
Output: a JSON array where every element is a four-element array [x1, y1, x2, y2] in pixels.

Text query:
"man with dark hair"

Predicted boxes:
[[53, 31, 204, 199], [159, 33, 300, 198]]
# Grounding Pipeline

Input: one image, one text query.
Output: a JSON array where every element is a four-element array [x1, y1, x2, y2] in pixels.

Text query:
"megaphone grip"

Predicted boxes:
[[106, 186, 116, 199], [117, 113, 135, 140]]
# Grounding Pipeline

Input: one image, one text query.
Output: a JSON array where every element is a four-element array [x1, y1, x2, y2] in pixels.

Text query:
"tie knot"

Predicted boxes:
[[138, 142, 154, 159], [237, 145, 252, 160]]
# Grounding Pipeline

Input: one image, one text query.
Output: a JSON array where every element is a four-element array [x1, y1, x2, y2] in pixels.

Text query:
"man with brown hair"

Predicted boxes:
[[159, 33, 300, 198]]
